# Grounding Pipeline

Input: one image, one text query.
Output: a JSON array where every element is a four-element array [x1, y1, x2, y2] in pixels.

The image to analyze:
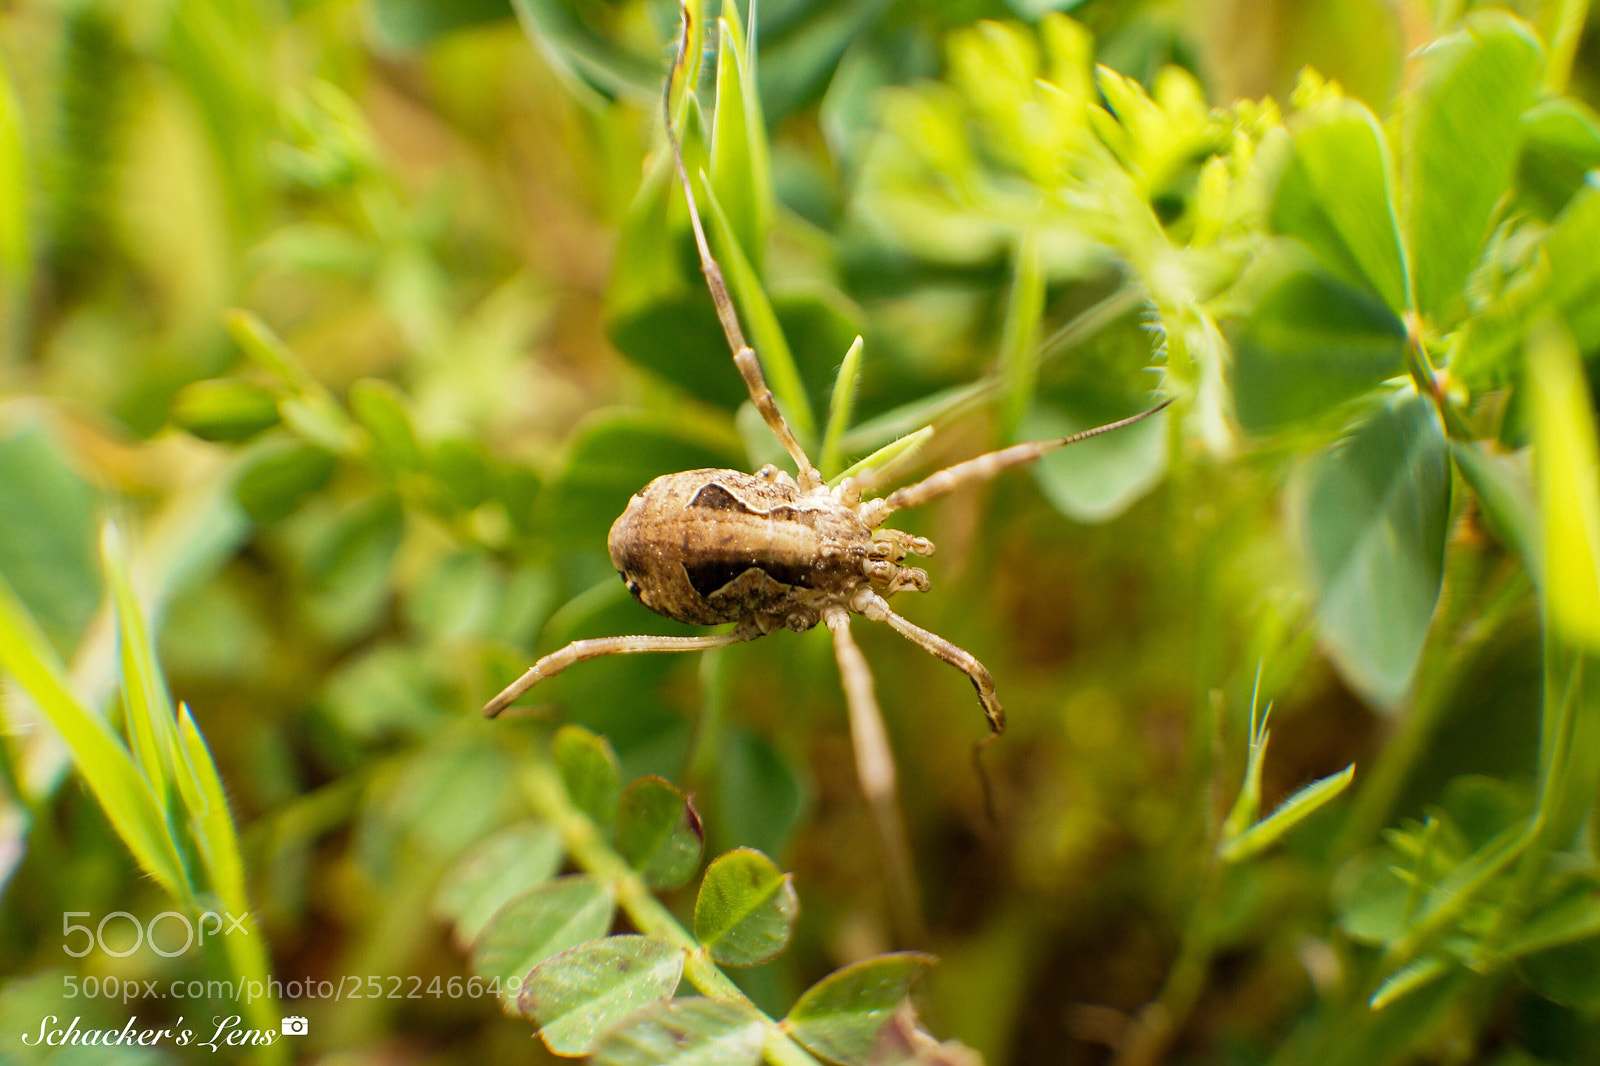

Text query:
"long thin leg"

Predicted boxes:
[[823, 604, 926, 945], [483, 626, 761, 718], [858, 398, 1173, 528], [662, 16, 821, 491], [852, 588, 1003, 734]]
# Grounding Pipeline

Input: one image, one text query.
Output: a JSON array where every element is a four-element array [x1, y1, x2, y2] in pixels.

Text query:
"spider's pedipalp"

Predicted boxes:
[[483, 624, 762, 717], [868, 530, 935, 562]]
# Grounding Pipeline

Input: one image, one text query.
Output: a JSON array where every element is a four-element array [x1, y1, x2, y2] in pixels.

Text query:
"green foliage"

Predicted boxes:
[[1217, 676, 1354, 863], [1516, 98, 1600, 218], [431, 821, 564, 945], [0, 571, 186, 898], [616, 775, 705, 890], [694, 847, 798, 967], [1399, 12, 1543, 321], [1530, 318, 1600, 649], [1263, 96, 1408, 312], [553, 722, 623, 830], [0, 429, 100, 655], [520, 934, 688, 1055], [371, 0, 512, 49], [0, 530, 277, 1057], [820, 335, 865, 477], [1023, 398, 1168, 522], [471, 875, 618, 997], [1221, 763, 1355, 863], [710, 1, 772, 274], [434, 726, 933, 1061], [1293, 396, 1452, 708], [593, 997, 768, 1066], [699, 173, 816, 446], [1231, 257, 1407, 433], [784, 953, 935, 1065], [0, 56, 30, 288], [171, 378, 283, 442]]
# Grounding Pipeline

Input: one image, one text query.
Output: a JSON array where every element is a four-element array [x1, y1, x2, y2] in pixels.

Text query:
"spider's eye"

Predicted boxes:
[[618, 570, 643, 598]]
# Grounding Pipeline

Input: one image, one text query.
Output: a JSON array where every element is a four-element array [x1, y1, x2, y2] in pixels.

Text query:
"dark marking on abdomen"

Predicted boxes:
[[688, 483, 750, 512], [684, 555, 815, 599]]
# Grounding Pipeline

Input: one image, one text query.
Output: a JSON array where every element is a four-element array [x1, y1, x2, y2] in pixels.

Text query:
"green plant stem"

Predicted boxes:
[[1112, 863, 1223, 1066], [685, 646, 730, 787], [519, 757, 822, 1066], [1475, 641, 1600, 964], [1333, 565, 1530, 859], [1402, 315, 1472, 441], [1112, 461, 1224, 1066], [1542, 0, 1589, 93]]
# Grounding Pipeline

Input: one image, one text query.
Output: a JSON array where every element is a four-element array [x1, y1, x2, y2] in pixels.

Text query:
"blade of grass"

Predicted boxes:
[[0, 53, 30, 288], [1530, 315, 1600, 650], [508, 0, 661, 107], [696, 171, 816, 445], [831, 426, 934, 490], [1369, 954, 1449, 1009], [21, 456, 251, 803], [178, 703, 279, 1047], [820, 336, 865, 477], [1220, 671, 1271, 844], [1220, 763, 1355, 863], [709, 1, 771, 272], [999, 230, 1044, 441], [839, 381, 991, 458], [102, 525, 180, 801], [666, 0, 706, 129], [0, 576, 188, 899]]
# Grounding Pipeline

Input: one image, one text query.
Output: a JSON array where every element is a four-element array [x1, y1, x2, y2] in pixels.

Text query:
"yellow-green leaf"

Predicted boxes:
[[0, 577, 186, 898], [1529, 316, 1600, 649]]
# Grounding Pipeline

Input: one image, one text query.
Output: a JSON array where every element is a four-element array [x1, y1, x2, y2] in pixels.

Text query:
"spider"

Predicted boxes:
[[486, 8, 1170, 935]]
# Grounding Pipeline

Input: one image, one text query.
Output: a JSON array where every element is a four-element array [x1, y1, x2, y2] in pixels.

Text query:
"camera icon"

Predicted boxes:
[[280, 1016, 309, 1036]]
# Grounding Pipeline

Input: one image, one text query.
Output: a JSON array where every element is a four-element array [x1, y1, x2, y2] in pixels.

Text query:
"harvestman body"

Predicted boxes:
[[485, 8, 1170, 934]]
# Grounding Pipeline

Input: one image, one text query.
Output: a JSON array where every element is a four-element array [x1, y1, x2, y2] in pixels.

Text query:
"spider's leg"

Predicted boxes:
[[823, 604, 925, 945], [483, 625, 762, 718], [661, 16, 821, 491], [858, 398, 1173, 528], [852, 588, 1003, 734]]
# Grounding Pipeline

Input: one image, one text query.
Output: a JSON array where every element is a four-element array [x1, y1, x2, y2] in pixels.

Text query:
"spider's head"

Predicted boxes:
[[608, 487, 657, 609]]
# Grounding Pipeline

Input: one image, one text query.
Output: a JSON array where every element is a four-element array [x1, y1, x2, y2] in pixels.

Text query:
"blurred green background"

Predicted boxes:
[[4, 0, 1600, 1063]]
